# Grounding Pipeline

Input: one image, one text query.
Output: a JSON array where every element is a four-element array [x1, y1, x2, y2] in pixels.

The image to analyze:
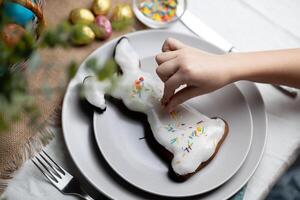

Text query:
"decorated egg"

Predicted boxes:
[[90, 15, 112, 40], [69, 8, 95, 25], [92, 0, 111, 15], [70, 24, 95, 45], [1, 24, 26, 47], [111, 4, 133, 30], [3, 2, 35, 26]]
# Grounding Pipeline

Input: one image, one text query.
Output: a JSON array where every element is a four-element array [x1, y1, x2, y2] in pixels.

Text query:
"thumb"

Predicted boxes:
[[162, 38, 186, 52], [165, 86, 202, 112]]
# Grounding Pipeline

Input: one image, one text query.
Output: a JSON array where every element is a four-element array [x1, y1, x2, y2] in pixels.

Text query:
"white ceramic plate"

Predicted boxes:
[[93, 56, 252, 197], [62, 30, 267, 200]]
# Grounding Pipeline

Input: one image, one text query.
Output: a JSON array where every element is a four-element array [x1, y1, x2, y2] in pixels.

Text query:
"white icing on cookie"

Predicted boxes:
[[83, 76, 111, 110], [84, 38, 227, 175], [148, 106, 226, 175]]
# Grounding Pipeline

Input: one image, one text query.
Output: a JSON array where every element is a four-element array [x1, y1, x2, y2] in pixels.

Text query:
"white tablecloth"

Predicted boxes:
[[2, 0, 300, 199]]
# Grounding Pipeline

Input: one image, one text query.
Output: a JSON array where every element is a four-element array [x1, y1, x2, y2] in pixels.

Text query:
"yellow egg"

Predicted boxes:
[[70, 24, 95, 45], [111, 4, 133, 21], [69, 8, 95, 25], [111, 4, 133, 30], [92, 0, 111, 15]]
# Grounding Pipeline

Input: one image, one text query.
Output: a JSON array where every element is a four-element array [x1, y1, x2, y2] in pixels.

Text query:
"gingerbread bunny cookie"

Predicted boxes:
[[83, 38, 228, 181]]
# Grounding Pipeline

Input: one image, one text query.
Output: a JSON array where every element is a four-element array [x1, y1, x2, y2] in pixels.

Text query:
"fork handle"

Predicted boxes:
[[80, 194, 94, 200], [75, 189, 94, 200]]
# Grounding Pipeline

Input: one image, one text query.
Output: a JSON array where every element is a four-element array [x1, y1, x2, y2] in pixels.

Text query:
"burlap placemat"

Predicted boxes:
[[0, 0, 145, 193]]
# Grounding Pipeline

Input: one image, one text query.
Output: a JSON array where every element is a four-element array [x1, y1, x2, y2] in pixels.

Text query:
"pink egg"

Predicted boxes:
[[92, 15, 112, 40]]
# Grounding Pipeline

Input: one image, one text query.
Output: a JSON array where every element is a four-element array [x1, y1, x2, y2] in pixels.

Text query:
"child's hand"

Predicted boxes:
[[156, 38, 300, 112], [156, 38, 234, 112]]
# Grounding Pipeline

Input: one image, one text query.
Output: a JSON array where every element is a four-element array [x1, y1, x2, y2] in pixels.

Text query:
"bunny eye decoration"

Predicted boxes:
[[83, 37, 228, 181]]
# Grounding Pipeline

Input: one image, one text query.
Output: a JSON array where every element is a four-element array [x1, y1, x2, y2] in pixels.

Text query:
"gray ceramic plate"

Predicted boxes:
[[93, 56, 253, 197], [62, 30, 267, 200]]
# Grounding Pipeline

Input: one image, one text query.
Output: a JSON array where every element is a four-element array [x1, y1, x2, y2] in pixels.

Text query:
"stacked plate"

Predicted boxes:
[[62, 30, 267, 200]]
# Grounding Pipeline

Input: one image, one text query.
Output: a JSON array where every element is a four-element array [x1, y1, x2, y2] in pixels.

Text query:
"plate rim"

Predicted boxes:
[[62, 29, 267, 200]]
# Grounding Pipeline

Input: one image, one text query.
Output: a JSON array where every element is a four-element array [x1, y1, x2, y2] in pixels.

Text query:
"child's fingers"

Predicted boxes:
[[161, 73, 184, 104], [155, 51, 178, 65], [156, 58, 179, 82], [162, 38, 186, 52], [165, 86, 199, 112]]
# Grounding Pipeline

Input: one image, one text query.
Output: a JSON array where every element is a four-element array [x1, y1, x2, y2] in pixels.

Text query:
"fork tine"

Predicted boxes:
[[42, 150, 66, 175], [39, 152, 62, 179], [32, 158, 58, 183], [34, 156, 59, 183]]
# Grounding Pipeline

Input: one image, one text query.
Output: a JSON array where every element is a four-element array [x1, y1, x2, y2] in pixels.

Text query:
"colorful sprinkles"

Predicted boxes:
[[166, 121, 207, 154], [165, 124, 175, 132], [162, 110, 210, 155], [139, 0, 178, 22], [131, 76, 145, 98], [170, 110, 181, 127], [170, 137, 178, 144]]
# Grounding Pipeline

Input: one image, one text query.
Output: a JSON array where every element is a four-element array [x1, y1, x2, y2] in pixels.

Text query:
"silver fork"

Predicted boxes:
[[32, 150, 94, 200]]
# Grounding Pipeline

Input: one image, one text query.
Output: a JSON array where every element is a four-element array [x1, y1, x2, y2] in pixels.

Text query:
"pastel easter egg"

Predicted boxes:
[[90, 15, 112, 40], [69, 8, 95, 25], [92, 0, 111, 15], [70, 24, 95, 45], [111, 4, 133, 30]]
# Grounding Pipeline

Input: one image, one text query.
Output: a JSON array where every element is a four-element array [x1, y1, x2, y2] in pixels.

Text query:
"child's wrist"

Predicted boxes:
[[219, 53, 244, 84]]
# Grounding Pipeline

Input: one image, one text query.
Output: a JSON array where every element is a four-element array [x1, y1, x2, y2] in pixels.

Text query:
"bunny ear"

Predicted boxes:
[[113, 36, 129, 57], [113, 37, 127, 75], [114, 37, 141, 74]]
